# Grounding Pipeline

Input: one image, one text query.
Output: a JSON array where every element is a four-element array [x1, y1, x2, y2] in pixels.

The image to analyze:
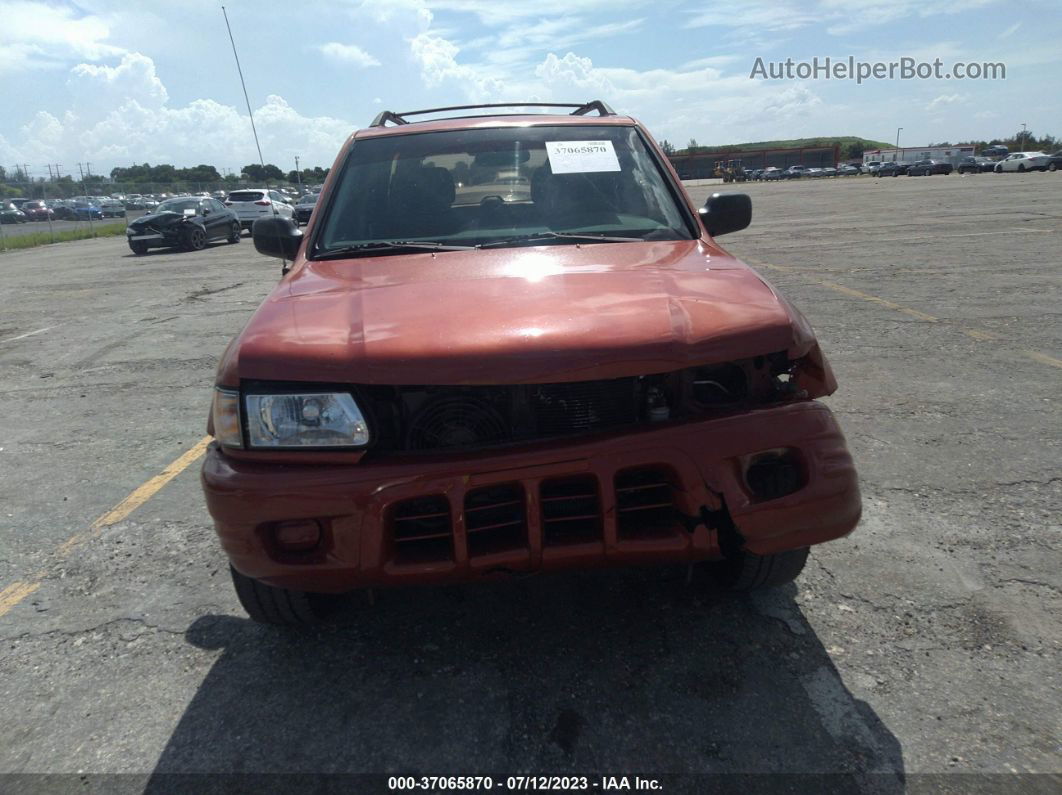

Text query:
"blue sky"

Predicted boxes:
[[2, 0, 1060, 176]]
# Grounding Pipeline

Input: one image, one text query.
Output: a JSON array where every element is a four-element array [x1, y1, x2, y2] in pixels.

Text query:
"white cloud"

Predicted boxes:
[[490, 17, 644, 63], [67, 52, 169, 109], [687, 3, 817, 32], [998, 21, 1021, 38], [535, 52, 616, 96], [318, 42, 381, 68], [685, 0, 999, 35], [926, 93, 964, 112], [357, 0, 434, 29], [408, 31, 504, 98], [0, 1, 125, 73], [0, 53, 357, 173], [422, 0, 632, 27], [680, 55, 742, 70], [409, 31, 462, 86]]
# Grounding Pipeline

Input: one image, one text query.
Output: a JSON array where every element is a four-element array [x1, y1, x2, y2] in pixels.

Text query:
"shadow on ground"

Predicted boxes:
[[146, 567, 904, 792]]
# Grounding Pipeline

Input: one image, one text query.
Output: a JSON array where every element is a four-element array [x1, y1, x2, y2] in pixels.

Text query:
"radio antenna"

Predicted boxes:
[[221, 5, 288, 271]]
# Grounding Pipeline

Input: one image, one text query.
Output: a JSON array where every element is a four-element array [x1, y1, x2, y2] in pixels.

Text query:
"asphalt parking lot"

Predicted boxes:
[[0, 174, 1059, 791]]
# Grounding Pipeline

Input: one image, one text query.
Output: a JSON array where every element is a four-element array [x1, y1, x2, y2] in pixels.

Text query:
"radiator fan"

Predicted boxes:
[[406, 396, 509, 450]]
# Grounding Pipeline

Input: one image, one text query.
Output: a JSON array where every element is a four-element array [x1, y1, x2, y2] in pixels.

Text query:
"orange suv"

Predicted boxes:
[[201, 101, 861, 625]]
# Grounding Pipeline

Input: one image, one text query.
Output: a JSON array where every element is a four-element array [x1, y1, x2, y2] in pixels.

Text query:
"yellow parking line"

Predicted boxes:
[[1, 435, 212, 619], [1022, 350, 1062, 369], [0, 582, 40, 615], [89, 436, 212, 531], [751, 259, 1059, 371], [818, 281, 939, 322]]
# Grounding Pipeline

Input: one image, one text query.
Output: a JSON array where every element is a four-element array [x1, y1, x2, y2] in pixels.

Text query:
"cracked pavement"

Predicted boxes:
[[0, 175, 1059, 789]]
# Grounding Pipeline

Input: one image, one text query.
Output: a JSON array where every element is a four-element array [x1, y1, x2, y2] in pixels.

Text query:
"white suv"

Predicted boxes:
[[225, 189, 295, 230]]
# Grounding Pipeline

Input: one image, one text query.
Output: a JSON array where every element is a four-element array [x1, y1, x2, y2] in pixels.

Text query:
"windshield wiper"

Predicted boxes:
[[478, 231, 644, 249], [314, 240, 475, 259]]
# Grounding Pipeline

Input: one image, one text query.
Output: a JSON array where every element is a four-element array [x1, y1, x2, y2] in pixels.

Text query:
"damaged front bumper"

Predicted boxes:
[[201, 400, 861, 592]]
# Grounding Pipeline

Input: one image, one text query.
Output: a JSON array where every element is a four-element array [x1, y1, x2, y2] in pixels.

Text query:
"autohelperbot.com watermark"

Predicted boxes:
[[749, 56, 1006, 83]]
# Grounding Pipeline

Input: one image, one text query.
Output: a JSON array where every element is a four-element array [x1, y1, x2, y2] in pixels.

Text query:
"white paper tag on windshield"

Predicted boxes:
[[545, 141, 621, 174], [183, 208, 196, 216]]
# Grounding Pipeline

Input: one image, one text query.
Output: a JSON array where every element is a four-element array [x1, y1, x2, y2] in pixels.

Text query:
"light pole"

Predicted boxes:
[[294, 155, 302, 190], [1021, 122, 1027, 150], [896, 127, 903, 150]]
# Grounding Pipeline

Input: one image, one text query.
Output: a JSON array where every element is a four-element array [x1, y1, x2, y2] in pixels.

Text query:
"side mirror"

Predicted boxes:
[[698, 192, 751, 237], [253, 216, 303, 260]]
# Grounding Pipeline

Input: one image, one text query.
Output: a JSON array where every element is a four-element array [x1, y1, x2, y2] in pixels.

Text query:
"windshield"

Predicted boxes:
[[228, 191, 265, 202], [298, 194, 319, 204], [157, 199, 199, 213], [314, 125, 693, 255]]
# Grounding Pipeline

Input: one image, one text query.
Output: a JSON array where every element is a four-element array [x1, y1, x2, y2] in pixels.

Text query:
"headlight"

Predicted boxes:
[[212, 388, 243, 448], [245, 393, 369, 448]]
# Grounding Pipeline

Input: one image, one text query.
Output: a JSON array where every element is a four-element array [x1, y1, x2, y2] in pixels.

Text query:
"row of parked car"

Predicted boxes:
[[0, 187, 323, 225], [734, 150, 1062, 183], [744, 164, 863, 180], [1, 196, 127, 222], [864, 151, 1062, 177]]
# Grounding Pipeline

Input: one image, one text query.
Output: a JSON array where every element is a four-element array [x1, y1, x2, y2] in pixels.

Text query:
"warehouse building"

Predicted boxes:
[[863, 145, 975, 168]]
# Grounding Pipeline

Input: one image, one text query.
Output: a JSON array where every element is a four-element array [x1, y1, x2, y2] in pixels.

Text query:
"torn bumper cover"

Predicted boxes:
[[201, 400, 860, 592]]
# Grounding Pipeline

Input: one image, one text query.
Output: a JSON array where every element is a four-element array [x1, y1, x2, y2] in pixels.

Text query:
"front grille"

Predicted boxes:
[[363, 377, 642, 455], [530, 380, 637, 436], [540, 475, 602, 546], [464, 483, 527, 557], [346, 353, 792, 456], [614, 466, 682, 540], [389, 495, 452, 564]]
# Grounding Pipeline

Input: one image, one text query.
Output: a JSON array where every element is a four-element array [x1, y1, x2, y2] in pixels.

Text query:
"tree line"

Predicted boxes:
[[108, 163, 330, 186]]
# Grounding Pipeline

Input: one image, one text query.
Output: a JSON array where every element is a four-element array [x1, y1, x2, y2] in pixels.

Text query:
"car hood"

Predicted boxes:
[[130, 211, 189, 227], [221, 240, 829, 387]]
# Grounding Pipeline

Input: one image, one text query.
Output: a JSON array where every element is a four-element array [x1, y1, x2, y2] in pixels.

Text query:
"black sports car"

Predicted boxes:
[[1, 202, 27, 224], [906, 159, 952, 176], [875, 162, 908, 177], [293, 192, 319, 225], [125, 197, 241, 255], [957, 156, 996, 174]]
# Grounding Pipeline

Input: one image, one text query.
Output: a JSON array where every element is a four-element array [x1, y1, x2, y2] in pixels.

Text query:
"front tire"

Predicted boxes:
[[229, 566, 340, 626], [1049, 162, 1057, 172], [181, 225, 207, 251], [129, 241, 148, 256], [227, 222, 241, 243], [707, 546, 810, 591]]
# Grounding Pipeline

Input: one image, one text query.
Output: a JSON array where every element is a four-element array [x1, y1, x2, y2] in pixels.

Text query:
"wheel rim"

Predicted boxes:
[[190, 228, 206, 249]]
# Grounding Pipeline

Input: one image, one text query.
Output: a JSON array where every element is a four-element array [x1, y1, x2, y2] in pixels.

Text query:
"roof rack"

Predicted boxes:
[[369, 100, 616, 128]]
